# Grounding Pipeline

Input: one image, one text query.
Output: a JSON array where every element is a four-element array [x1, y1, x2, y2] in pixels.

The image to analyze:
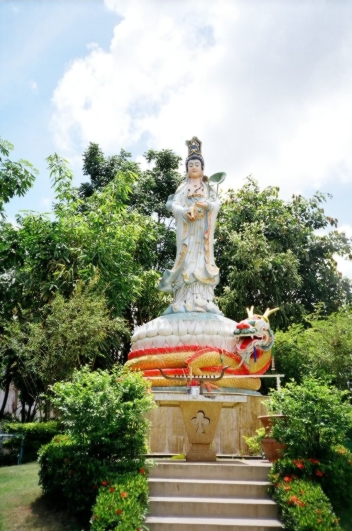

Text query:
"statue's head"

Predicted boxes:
[[186, 154, 204, 179], [185, 137, 205, 179]]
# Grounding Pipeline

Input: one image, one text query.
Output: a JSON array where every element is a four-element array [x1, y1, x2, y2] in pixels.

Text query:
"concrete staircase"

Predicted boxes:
[[145, 460, 283, 531]]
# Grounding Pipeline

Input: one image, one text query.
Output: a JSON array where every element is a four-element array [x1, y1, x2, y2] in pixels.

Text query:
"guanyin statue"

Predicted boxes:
[[126, 137, 277, 392], [158, 137, 222, 314]]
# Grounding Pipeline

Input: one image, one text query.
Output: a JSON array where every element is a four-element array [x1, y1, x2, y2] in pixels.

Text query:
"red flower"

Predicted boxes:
[[296, 500, 305, 507], [316, 470, 324, 477], [288, 495, 305, 507], [284, 486, 291, 491], [139, 468, 146, 474], [116, 509, 123, 515], [102, 480, 109, 486], [338, 448, 346, 454], [284, 476, 292, 482], [109, 487, 115, 493], [293, 459, 304, 469], [308, 458, 320, 464], [120, 491, 128, 498]]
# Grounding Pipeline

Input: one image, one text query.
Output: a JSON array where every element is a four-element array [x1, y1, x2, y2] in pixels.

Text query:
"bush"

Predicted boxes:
[[267, 377, 352, 459], [38, 366, 155, 524], [50, 366, 154, 461], [90, 470, 149, 531], [242, 427, 265, 456], [317, 447, 352, 514], [3, 420, 61, 463], [39, 434, 115, 517], [269, 469, 341, 531], [269, 450, 352, 527]]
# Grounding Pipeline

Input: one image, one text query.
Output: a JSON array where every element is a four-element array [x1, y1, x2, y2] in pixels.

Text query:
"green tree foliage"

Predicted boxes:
[[267, 377, 352, 458], [0, 138, 37, 215], [216, 178, 352, 328], [79, 143, 140, 199], [0, 282, 128, 419], [274, 305, 352, 390]]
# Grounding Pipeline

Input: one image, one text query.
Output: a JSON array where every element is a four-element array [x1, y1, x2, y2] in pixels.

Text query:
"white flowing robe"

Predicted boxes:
[[158, 179, 222, 314]]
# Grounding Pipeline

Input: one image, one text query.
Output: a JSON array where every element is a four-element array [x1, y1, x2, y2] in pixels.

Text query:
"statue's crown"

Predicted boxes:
[[186, 136, 202, 158]]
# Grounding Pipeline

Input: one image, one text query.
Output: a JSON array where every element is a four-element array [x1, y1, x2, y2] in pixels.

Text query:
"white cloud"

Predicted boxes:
[[29, 80, 38, 92], [51, 0, 352, 199]]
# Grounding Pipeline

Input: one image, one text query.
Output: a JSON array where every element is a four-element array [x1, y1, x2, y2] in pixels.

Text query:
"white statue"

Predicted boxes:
[[158, 137, 222, 314]]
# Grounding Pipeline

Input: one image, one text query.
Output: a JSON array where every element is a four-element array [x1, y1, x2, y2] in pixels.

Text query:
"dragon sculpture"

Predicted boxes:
[[126, 306, 278, 392]]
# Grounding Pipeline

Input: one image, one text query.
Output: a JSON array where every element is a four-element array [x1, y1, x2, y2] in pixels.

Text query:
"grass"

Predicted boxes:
[[0, 462, 81, 531]]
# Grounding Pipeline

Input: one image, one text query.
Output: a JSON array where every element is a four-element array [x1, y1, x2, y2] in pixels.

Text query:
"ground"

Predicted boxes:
[[0, 463, 80, 531]]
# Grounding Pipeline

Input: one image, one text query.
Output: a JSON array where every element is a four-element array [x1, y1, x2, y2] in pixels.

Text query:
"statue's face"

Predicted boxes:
[[188, 159, 203, 179]]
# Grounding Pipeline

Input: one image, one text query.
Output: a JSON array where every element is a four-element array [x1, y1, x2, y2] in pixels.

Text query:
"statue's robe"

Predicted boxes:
[[158, 179, 221, 314]]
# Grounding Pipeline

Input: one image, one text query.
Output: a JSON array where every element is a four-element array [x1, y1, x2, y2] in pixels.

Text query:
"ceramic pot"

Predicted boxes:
[[258, 414, 286, 461]]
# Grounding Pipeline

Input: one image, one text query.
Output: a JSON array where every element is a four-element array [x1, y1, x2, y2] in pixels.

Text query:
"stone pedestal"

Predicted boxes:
[[152, 393, 247, 461], [148, 393, 268, 457]]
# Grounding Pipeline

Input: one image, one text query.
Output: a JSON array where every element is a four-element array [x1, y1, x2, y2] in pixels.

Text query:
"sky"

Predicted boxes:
[[1, 0, 352, 277]]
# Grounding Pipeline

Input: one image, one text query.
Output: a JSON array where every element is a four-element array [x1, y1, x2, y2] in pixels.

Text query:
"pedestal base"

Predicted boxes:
[[186, 443, 216, 462]]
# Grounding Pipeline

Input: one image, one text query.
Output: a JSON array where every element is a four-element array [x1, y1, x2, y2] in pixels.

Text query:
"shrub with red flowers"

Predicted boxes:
[[266, 378, 352, 529], [269, 470, 341, 530], [270, 448, 352, 523], [90, 472, 149, 531]]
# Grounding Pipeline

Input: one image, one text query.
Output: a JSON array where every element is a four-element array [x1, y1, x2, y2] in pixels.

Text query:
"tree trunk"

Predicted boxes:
[[20, 397, 26, 423], [0, 376, 11, 420], [26, 402, 32, 423]]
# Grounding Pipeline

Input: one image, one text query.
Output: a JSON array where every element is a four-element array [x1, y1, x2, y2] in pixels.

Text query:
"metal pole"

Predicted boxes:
[[18, 435, 24, 465]]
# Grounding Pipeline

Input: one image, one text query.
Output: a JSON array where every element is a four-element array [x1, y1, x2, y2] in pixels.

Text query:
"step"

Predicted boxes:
[[145, 516, 283, 530], [149, 496, 278, 519], [149, 477, 271, 498], [149, 460, 272, 481]]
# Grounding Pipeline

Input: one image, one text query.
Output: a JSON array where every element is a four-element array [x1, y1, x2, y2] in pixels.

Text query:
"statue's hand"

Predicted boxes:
[[195, 200, 209, 210], [185, 205, 197, 222]]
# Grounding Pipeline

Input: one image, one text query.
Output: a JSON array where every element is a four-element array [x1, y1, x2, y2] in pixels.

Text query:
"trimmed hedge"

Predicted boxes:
[[3, 421, 62, 463]]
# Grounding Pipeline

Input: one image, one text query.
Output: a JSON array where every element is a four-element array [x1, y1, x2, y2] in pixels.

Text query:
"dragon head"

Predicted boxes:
[[233, 306, 279, 367]]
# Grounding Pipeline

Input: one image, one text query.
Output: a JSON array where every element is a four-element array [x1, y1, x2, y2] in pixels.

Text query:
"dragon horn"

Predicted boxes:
[[263, 307, 280, 321], [246, 306, 254, 318]]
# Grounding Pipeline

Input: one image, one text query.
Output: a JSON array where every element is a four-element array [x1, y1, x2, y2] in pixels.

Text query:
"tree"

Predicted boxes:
[[216, 178, 352, 328], [0, 137, 37, 216], [79, 143, 140, 199], [80, 143, 183, 273], [273, 305, 352, 391], [0, 282, 128, 420]]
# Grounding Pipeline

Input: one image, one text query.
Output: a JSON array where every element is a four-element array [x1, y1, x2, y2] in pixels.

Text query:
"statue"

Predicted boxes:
[[158, 137, 221, 314], [126, 137, 278, 392]]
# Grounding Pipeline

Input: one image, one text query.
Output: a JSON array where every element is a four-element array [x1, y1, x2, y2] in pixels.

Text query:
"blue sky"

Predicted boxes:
[[1, 0, 119, 213], [1, 0, 352, 277]]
